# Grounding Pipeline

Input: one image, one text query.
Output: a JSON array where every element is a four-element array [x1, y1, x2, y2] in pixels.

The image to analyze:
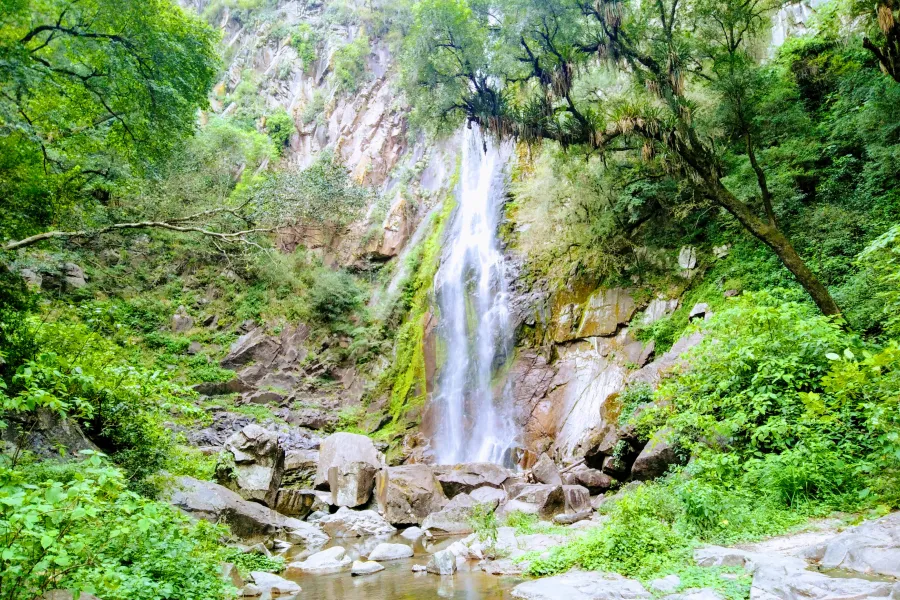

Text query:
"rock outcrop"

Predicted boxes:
[[800, 512, 900, 578], [217, 424, 285, 507], [433, 463, 512, 498], [167, 476, 327, 547], [285, 546, 352, 574], [375, 464, 448, 525], [314, 432, 381, 493], [317, 506, 396, 538]]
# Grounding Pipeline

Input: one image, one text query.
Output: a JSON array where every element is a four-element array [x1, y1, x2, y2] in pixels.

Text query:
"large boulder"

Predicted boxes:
[[432, 463, 512, 498], [351, 560, 385, 576], [285, 546, 351, 574], [217, 424, 285, 507], [247, 572, 301, 596], [281, 449, 319, 488], [532, 453, 562, 485], [800, 512, 900, 578], [221, 328, 279, 370], [367, 542, 414, 561], [566, 466, 615, 494], [167, 476, 328, 547], [426, 548, 458, 575], [328, 461, 378, 508], [171, 305, 193, 333], [314, 432, 381, 489], [317, 506, 396, 538], [273, 488, 317, 518], [375, 464, 448, 526], [631, 429, 680, 481], [511, 570, 650, 599], [505, 484, 565, 519], [470, 486, 508, 506], [422, 493, 487, 536]]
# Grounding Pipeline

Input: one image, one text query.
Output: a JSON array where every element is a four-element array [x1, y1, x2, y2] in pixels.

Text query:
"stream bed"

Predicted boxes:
[[277, 532, 522, 599]]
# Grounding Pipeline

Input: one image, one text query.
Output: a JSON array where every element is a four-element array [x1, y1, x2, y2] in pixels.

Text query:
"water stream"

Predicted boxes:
[[430, 127, 517, 465]]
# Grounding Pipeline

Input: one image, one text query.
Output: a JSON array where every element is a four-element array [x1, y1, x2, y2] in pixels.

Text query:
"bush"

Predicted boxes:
[[0, 454, 234, 600], [289, 23, 319, 69], [308, 268, 362, 324], [264, 107, 296, 154], [332, 34, 370, 93]]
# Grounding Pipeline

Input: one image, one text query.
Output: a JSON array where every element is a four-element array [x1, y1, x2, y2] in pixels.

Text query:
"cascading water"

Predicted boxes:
[[430, 127, 517, 465]]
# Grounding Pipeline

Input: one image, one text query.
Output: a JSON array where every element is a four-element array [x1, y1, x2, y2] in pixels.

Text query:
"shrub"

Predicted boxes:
[[264, 107, 296, 154], [308, 268, 362, 324], [289, 23, 319, 69], [0, 454, 234, 600], [332, 34, 370, 93]]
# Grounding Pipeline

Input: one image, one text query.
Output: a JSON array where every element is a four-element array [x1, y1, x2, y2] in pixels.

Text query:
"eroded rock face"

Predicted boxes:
[[273, 488, 317, 518], [375, 464, 448, 525], [167, 476, 328, 546], [218, 424, 285, 507], [315, 432, 381, 490], [511, 570, 651, 599], [801, 512, 900, 578], [433, 463, 513, 498]]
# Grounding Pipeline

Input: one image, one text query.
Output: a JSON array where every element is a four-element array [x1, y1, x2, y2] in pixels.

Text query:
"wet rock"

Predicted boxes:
[[218, 424, 285, 507], [240, 583, 260, 597], [426, 548, 457, 575], [222, 562, 245, 589], [317, 506, 396, 538], [650, 575, 681, 593], [576, 288, 637, 338], [800, 511, 900, 578], [532, 453, 562, 485], [248, 571, 300, 595], [511, 570, 650, 599], [167, 476, 327, 546], [433, 463, 512, 498], [328, 461, 377, 508], [351, 560, 384, 576], [375, 464, 448, 526], [411, 564, 428, 572], [631, 429, 680, 481], [315, 432, 381, 490], [285, 546, 351, 574], [367, 542, 414, 561], [401, 526, 427, 540], [172, 306, 194, 333]]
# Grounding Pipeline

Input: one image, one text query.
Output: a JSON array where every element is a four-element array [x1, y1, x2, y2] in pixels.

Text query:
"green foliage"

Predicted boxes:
[[0, 314, 199, 494], [308, 269, 363, 325], [0, 0, 219, 241], [222, 548, 284, 579], [617, 381, 653, 427], [264, 108, 296, 155], [289, 23, 320, 69], [332, 34, 371, 94], [0, 454, 233, 600], [468, 503, 499, 545]]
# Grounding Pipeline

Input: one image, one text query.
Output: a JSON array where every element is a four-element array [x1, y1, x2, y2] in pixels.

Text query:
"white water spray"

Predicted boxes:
[[431, 127, 517, 465]]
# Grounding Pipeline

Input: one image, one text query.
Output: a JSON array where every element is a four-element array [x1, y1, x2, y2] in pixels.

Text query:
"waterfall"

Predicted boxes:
[[430, 127, 517, 465]]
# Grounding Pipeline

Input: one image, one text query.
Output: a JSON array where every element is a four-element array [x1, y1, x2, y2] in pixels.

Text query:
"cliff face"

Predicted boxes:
[[181, 0, 461, 266]]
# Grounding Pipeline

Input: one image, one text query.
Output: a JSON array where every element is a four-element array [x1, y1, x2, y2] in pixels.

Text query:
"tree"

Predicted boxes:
[[861, 0, 900, 82], [0, 0, 219, 242], [402, 0, 845, 316]]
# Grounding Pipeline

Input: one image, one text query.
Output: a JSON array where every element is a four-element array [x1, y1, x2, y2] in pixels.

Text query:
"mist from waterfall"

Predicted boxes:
[[431, 127, 517, 466]]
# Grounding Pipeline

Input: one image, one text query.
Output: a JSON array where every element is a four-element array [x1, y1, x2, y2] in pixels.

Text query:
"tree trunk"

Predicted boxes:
[[706, 180, 842, 317]]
